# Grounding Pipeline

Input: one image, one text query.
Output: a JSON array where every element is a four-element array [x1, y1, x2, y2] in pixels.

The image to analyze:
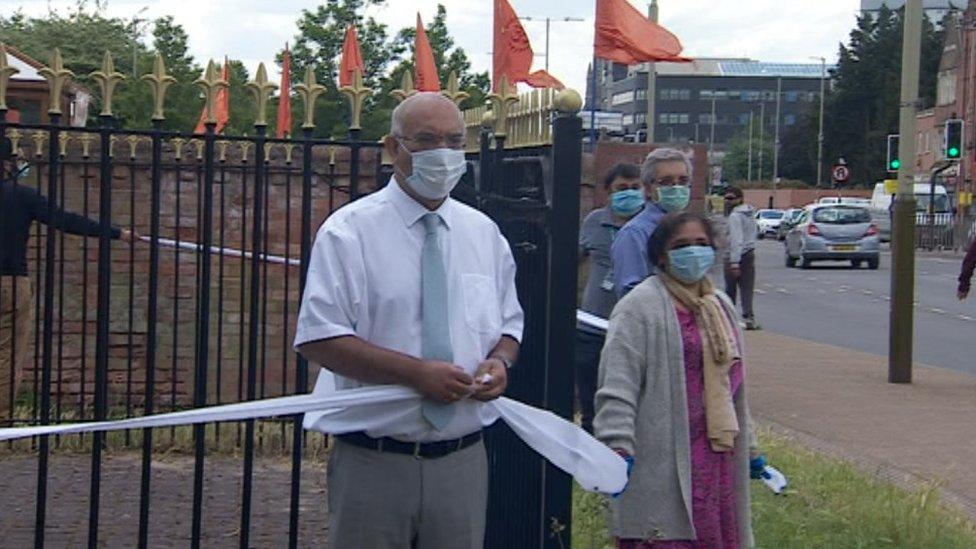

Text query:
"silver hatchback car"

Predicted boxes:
[[785, 205, 880, 269]]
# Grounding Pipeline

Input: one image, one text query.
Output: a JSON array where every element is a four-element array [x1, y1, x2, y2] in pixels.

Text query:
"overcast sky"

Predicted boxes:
[[5, 0, 863, 94]]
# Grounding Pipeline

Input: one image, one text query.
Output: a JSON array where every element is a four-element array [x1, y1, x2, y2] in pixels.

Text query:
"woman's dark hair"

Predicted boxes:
[[647, 212, 716, 267], [602, 162, 641, 189]]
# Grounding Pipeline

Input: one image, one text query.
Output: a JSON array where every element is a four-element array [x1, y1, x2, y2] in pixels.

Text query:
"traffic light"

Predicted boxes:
[[945, 119, 964, 160], [886, 134, 900, 172]]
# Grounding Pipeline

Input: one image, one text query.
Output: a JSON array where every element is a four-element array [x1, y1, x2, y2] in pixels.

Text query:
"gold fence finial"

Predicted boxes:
[[246, 62, 277, 127], [487, 75, 518, 137], [90, 51, 125, 117], [294, 66, 325, 129], [38, 48, 75, 116], [0, 45, 20, 111], [339, 68, 372, 131], [195, 59, 229, 125], [142, 53, 177, 121], [390, 71, 416, 103], [553, 88, 583, 114], [59, 132, 71, 157], [442, 71, 469, 106]]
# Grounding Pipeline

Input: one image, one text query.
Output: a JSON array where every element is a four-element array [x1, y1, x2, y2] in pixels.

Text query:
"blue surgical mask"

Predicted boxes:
[[668, 245, 715, 283], [610, 189, 644, 217], [657, 185, 691, 213]]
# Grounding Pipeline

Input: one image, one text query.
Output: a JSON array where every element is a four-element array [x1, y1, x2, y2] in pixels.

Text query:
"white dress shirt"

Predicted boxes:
[[294, 178, 524, 442]]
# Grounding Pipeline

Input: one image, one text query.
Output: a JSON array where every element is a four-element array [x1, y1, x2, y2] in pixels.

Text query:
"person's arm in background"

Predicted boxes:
[[611, 225, 649, 300], [727, 212, 743, 275], [958, 237, 976, 299], [27, 185, 132, 241]]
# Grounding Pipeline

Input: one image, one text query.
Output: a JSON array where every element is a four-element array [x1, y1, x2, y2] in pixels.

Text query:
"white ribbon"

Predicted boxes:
[[0, 385, 627, 494], [140, 236, 301, 267], [576, 310, 609, 333]]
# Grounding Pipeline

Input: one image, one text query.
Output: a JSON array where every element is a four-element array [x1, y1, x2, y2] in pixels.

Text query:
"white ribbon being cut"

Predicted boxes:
[[0, 384, 627, 495]]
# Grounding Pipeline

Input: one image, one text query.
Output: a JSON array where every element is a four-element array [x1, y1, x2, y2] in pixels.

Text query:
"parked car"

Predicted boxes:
[[784, 204, 880, 269], [755, 209, 785, 239], [777, 208, 804, 241]]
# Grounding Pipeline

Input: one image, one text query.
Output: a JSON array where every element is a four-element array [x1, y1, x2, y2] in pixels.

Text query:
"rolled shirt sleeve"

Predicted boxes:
[[294, 221, 365, 349]]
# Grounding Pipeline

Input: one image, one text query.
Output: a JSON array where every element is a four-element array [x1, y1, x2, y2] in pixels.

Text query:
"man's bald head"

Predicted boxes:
[[390, 92, 465, 137]]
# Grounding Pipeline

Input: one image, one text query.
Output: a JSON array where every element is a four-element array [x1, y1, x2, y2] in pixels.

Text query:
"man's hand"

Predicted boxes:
[[958, 288, 969, 301], [413, 361, 474, 404], [728, 263, 741, 278], [120, 229, 139, 244], [471, 358, 508, 402]]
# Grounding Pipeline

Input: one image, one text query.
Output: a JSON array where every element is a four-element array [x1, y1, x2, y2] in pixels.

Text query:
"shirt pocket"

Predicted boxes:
[[461, 273, 501, 334]]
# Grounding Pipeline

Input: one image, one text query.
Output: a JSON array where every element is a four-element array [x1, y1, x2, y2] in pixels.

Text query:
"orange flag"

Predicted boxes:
[[194, 58, 231, 134], [594, 0, 691, 64], [492, 0, 564, 91], [276, 45, 292, 138], [414, 14, 440, 92], [339, 25, 365, 87]]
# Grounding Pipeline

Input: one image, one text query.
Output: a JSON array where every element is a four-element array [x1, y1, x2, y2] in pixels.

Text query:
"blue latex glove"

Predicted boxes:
[[612, 454, 634, 498], [750, 454, 767, 480]]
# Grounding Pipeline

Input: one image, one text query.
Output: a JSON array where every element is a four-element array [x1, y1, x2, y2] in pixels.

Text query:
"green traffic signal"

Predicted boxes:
[[945, 120, 963, 160], [948, 146, 960, 158], [890, 159, 901, 170]]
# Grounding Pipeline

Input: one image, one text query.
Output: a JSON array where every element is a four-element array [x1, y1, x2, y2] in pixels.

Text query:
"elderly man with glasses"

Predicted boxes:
[[610, 147, 693, 299], [294, 92, 523, 548]]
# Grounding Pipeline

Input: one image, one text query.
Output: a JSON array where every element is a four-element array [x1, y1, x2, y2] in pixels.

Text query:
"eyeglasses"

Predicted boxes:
[[397, 133, 467, 151], [653, 176, 691, 187]]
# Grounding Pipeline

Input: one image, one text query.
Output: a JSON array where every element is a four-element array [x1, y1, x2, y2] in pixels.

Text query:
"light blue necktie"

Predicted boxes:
[[420, 212, 455, 430]]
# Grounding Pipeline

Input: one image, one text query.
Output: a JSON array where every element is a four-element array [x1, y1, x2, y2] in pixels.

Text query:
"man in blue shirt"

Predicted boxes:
[[611, 147, 693, 298]]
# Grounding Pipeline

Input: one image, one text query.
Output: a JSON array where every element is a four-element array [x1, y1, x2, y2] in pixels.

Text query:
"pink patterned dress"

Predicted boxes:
[[617, 308, 743, 549]]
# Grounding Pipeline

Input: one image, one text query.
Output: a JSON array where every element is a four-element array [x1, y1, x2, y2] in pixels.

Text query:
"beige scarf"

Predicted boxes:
[[659, 271, 741, 452]]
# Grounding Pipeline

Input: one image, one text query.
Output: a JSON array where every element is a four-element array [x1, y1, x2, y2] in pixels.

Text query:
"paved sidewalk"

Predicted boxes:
[[747, 331, 976, 518]]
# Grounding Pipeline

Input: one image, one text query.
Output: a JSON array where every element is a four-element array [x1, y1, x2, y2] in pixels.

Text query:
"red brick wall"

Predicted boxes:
[[17, 137, 381, 413]]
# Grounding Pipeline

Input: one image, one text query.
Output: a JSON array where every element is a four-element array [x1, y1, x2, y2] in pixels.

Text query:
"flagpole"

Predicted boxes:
[[590, 56, 598, 150]]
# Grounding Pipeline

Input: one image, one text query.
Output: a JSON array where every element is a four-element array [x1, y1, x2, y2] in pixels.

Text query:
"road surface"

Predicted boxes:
[[751, 239, 976, 376]]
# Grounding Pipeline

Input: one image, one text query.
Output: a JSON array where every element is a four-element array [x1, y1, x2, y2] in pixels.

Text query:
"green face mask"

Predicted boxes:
[[657, 185, 690, 212]]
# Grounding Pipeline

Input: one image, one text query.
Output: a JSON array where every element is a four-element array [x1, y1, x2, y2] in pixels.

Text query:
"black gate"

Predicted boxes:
[[0, 49, 583, 548]]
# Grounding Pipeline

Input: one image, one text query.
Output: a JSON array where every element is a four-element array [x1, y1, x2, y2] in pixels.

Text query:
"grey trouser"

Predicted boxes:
[[725, 249, 756, 319], [327, 437, 488, 549]]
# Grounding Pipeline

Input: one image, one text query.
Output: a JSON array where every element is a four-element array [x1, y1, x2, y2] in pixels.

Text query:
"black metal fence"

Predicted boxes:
[[0, 97, 582, 547]]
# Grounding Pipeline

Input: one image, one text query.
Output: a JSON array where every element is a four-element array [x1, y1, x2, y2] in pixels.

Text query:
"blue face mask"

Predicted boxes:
[[657, 185, 691, 213], [668, 245, 715, 284], [610, 189, 644, 217]]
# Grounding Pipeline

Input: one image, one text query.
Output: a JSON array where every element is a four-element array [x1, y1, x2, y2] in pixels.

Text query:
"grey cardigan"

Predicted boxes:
[[593, 275, 754, 546]]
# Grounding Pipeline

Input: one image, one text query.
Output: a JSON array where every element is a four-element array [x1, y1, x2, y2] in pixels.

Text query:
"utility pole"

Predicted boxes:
[[646, 0, 659, 144], [709, 97, 717, 154], [812, 56, 827, 188], [890, 0, 921, 384], [758, 102, 766, 183], [748, 110, 754, 181], [772, 77, 782, 208]]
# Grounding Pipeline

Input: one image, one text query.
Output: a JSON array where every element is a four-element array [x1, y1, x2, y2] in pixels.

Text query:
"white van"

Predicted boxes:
[[869, 182, 951, 241]]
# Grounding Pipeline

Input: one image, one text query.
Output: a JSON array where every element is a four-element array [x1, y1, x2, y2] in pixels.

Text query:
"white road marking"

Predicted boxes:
[[957, 315, 974, 322], [929, 308, 947, 315]]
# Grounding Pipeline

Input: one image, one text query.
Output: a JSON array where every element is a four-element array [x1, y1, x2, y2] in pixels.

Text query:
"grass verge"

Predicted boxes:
[[573, 431, 976, 548]]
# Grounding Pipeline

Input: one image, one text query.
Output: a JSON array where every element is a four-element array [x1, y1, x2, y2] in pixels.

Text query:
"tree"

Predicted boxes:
[[147, 15, 202, 132], [722, 132, 773, 183], [779, 6, 945, 187]]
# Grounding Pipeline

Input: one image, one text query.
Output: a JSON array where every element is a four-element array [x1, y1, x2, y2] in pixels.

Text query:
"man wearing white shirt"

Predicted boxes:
[[295, 92, 523, 548]]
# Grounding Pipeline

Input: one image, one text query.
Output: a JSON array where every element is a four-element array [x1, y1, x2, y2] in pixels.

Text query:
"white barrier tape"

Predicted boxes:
[[0, 385, 627, 494], [576, 310, 609, 332], [140, 236, 301, 267]]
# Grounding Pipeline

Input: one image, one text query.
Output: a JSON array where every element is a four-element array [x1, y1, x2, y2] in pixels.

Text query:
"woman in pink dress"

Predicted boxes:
[[595, 212, 753, 548]]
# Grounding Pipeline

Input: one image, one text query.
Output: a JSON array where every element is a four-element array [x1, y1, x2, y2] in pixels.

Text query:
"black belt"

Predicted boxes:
[[336, 430, 482, 459]]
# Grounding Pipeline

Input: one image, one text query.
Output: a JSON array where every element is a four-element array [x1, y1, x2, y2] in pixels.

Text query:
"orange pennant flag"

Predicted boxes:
[[594, 0, 691, 64], [276, 45, 292, 138], [492, 0, 564, 91], [194, 58, 231, 134], [414, 14, 441, 92], [339, 25, 365, 87]]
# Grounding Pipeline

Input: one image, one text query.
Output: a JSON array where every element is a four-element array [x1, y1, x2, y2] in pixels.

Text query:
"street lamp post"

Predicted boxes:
[[748, 110, 754, 182], [131, 7, 149, 78], [519, 16, 586, 72], [772, 76, 782, 207], [811, 56, 827, 188]]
